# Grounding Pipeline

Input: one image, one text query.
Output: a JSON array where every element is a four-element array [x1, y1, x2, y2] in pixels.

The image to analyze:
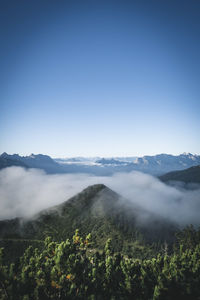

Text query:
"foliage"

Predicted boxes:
[[0, 184, 178, 261], [0, 227, 200, 300]]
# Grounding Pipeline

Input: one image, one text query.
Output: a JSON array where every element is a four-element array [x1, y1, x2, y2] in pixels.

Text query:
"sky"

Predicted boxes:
[[0, 0, 200, 157]]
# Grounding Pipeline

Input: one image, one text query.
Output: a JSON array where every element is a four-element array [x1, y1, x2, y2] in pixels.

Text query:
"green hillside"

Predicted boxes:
[[0, 184, 177, 262], [0, 185, 199, 300], [159, 165, 200, 184]]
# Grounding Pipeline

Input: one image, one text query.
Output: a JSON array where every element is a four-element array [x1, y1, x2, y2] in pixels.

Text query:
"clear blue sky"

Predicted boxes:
[[0, 0, 199, 157]]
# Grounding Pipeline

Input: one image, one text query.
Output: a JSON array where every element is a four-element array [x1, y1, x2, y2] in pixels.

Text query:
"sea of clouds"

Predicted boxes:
[[0, 166, 200, 225]]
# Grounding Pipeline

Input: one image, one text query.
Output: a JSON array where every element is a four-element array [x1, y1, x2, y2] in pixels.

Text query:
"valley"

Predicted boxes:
[[0, 153, 199, 299]]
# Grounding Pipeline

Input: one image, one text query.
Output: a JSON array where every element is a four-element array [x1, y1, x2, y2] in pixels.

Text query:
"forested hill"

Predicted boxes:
[[159, 165, 200, 184], [0, 185, 199, 299], [0, 184, 177, 261]]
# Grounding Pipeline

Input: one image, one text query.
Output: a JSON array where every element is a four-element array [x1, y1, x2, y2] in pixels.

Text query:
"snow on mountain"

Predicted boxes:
[[1, 152, 200, 176]]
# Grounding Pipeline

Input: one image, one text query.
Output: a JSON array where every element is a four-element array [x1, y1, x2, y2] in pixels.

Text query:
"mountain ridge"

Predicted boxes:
[[1, 152, 200, 175], [159, 165, 200, 184], [0, 184, 178, 261]]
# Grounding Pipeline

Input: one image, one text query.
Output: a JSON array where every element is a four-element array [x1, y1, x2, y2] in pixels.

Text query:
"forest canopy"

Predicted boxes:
[[0, 226, 200, 300]]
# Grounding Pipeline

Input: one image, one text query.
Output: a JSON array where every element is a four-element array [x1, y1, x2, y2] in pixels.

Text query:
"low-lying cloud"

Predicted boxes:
[[0, 166, 200, 226]]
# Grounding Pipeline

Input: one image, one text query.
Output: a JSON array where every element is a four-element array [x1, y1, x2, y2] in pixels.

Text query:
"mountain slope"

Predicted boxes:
[[159, 165, 200, 184], [0, 152, 63, 173], [0, 157, 28, 169], [0, 184, 177, 260]]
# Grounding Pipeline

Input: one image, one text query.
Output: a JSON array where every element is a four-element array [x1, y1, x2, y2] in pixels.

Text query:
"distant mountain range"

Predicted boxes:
[[95, 153, 200, 174], [0, 156, 28, 169], [0, 152, 61, 173], [1, 152, 200, 176], [0, 184, 177, 261]]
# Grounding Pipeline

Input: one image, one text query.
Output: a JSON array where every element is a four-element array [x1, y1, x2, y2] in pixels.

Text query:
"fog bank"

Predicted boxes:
[[0, 167, 200, 225]]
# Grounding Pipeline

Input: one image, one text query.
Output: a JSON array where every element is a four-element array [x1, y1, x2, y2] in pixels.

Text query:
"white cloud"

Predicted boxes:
[[0, 167, 200, 225]]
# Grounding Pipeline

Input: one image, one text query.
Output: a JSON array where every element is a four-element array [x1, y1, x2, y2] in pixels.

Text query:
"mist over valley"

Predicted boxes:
[[0, 156, 199, 225]]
